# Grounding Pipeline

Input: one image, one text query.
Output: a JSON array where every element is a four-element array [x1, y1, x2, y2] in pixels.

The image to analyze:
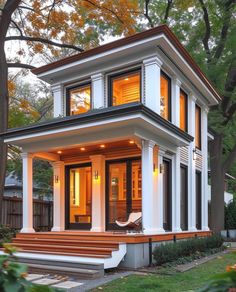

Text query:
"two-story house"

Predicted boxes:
[[0, 25, 221, 271]]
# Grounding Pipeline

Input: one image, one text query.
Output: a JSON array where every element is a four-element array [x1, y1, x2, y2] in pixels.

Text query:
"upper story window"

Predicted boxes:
[[109, 69, 141, 106], [160, 71, 171, 121], [180, 90, 188, 132], [67, 83, 91, 116], [195, 104, 201, 149]]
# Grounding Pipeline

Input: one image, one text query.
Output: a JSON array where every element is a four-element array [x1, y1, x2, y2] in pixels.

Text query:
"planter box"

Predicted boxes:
[[229, 229, 236, 239]]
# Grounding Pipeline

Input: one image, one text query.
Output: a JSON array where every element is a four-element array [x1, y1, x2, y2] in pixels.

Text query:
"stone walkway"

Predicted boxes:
[[26, 271, 133, 291]]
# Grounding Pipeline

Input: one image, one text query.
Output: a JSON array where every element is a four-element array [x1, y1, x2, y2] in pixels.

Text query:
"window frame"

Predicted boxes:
[[160, 70, 172, 121], [195, 104, 202, 150], [180, 89, 188, 132], [108, 68, 142, 107], [66, 81, 92, 116]]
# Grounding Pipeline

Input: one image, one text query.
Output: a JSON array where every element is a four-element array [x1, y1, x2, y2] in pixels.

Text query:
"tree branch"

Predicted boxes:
[[163, 0, 173, 24], [5, 35, 84, 52], [223, 142, 236, 172], [7, 62, 36, 70], [198, 0, 211, 61], [144, 0, 154, 28], [10, 19, 23, 36]]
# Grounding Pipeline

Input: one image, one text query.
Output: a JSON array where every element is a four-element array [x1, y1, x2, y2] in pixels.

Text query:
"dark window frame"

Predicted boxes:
[[196, 170, 202, 230], [160, 70, 172, 122], [65, 162, 92, 230], [163, 158, 172, 231], [105, 156, 141, 231], [180, 164, 188, 231], [180, 89, 188, 132], [66, 82, 92, 116], [195, 104, 202, 150], [108, 68, 142, 107]]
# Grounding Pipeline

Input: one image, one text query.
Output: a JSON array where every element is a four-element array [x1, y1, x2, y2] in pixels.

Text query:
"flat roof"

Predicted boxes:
[[31, 25, 221, 103]]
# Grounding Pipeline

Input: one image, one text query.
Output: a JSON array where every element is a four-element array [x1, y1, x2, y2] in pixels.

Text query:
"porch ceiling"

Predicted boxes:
[[1, 103, 193, 152]]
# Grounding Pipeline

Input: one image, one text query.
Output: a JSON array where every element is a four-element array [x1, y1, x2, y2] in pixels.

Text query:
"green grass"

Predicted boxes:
[[93, 252, 236, 292]]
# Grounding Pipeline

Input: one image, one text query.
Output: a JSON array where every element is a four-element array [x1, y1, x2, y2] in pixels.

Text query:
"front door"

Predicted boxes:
[[65, 163, 92, 230], [106, 158, 142, 230]]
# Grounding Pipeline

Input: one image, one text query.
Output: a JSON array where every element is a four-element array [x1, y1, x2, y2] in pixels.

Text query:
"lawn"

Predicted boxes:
[[93, 252, 236, 292]]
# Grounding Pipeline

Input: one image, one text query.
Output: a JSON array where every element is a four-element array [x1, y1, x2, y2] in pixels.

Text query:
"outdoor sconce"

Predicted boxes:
[[159, 164, 165, 174], [193, 148, 197, 160], [54, 175, 59, 183], [94, 170, 99, 180]]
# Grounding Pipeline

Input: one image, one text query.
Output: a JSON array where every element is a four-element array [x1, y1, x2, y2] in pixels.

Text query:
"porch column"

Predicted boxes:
[[51, 83, 64, 117], [142, 139, 157, 234], [91, 73, 105, 109], [51, 161, 65, 231], [188, 94, 197, 231], [156, 147, 165, 232], [202, 107, 209, 230], [90, 155, 105, 232], [172, 78, 181, 127], [172, 148, 182, 232], [21, 153, 35, 233], [143, 56, 162, 114]]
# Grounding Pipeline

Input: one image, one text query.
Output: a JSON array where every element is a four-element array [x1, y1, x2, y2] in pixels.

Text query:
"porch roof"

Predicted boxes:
[[1, 103, 193, 151]]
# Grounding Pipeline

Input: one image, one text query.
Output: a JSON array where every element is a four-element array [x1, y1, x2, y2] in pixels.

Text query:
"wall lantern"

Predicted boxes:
[[193, 148, 197, 160], [159, 164, 165, 174], [94, 170, 99, 180], [54, 175, 59, 183]]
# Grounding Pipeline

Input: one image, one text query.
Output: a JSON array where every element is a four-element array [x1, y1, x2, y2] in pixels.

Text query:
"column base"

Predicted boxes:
[[20, 227, 35, 233], [172, 227, 182, 232], [51, 227, 65, 232], [188, 227, 197, 232], [143, 228, 165, 235], [202, 226, 210, 231], [90, 227, 105, 232]]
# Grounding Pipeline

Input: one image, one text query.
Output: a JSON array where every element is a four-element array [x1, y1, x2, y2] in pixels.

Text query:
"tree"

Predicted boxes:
[[0, 0, 139, 221], [139, 0, 236, 232]]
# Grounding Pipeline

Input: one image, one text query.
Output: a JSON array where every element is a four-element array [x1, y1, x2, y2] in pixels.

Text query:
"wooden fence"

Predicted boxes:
[[1, 196, 53, 231]]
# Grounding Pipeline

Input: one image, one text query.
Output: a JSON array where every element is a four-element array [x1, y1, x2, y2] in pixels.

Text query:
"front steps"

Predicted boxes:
[[0, 232, 127, 273]]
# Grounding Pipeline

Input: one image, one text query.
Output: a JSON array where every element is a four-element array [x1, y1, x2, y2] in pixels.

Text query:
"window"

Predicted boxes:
[[180, 90, 188, 131], [160, 72, 171, 121], [109, 69, 141, 106], [195, 105, 201, 149], [163, 158, 172, 231], [180, 165, 188, 231], [67, 83, 91, 116], [196, 171, 202, 230]]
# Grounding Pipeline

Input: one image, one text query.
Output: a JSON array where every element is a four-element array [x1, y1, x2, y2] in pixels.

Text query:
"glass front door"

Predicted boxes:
[[65, 163, 92, 229], [106, 158, 142, 230]]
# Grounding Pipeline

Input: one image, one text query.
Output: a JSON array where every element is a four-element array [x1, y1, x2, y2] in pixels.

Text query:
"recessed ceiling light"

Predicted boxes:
[[129, 140, 135, 144], [57, 150, 62, 154], [80, 147, 85, 151], [100, 144, 105, 148], [125, 78, 129, 81]]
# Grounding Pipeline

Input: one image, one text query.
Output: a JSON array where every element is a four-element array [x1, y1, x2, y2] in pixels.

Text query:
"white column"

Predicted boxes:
[[172, 148, 182, 232], [188, 94, 197, 231], [142, 140, 158, 234], [172, 78, 181, 127], [202, 107, 209, 231], [90, 155, 105, 232], [51, 161, 65, 231], [143, 56, 162, 114], [51, 84, 64, 118], [21, 153, 35, 233], [157, 148, 165, 232], [91, 73, 105, 109]]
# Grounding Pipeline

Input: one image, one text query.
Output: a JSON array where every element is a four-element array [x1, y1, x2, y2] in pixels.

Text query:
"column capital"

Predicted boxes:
[[158, 146, 166, 156], [91, 73, 104, 81], [143, 56, 162, 68], [202, 105, 209, 113], [173, 77, 182, 87], [51, 83, 63, 93], [89, 154, 106, 162], [189, 92, 197, 102], [21, 152, 34, 159], [51, 160, 64, 168], [142, 139, 156, 149]]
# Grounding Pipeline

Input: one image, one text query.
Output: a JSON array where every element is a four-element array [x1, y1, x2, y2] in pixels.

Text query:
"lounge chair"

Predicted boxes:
[[116, 212, 142, 229]]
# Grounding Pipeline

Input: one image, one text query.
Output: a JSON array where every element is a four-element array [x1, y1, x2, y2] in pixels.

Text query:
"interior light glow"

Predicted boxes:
[[125, 78, 129, 81], [129, 140, 135, 144], [57, 150, 62, 154], [80, 147, 85, 151], [100, 144, 105, 148]]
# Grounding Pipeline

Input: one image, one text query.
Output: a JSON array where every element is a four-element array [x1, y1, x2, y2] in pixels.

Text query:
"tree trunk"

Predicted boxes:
[[209, 133, 225, 232]]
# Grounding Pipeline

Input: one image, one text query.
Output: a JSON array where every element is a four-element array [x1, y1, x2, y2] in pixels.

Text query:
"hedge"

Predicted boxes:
[[153, 234, 224, 266]]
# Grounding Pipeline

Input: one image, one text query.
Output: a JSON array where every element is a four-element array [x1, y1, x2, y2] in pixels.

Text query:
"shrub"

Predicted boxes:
[[225, 201, 236, 229], [0, 225, 17, 244], [153, 234, 224, 266]]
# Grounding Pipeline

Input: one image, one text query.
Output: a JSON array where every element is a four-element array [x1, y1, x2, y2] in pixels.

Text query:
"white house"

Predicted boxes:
[[0, 25, 221, 270]]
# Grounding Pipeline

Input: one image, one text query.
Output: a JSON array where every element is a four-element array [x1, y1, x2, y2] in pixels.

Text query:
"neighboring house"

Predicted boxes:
[[0, 25, 221, 270], [4, 172, 52, 200]]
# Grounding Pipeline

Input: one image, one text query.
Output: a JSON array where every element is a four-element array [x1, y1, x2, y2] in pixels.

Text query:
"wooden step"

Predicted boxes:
[[0, 248, 110, 258], [12, 238, 119, 249], [7, 243, 115, 256]]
